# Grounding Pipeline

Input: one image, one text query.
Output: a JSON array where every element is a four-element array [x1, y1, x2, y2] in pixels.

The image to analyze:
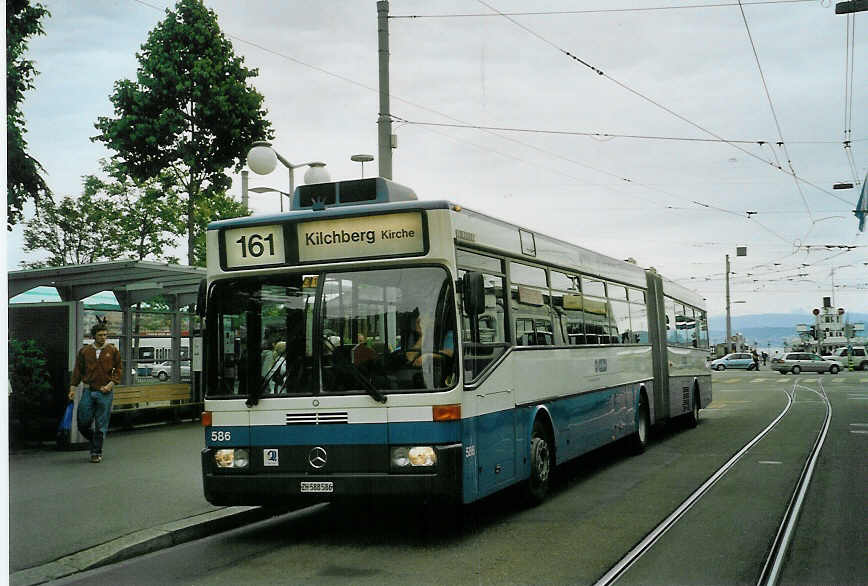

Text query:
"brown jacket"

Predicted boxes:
[[71, 344, 122, 389]]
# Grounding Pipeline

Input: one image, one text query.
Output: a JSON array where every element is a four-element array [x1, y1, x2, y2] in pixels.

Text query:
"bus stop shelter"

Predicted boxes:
[[8, 261, 207, 442]]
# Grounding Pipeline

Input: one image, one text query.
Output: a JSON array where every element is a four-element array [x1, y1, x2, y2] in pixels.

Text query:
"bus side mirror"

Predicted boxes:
[[196, 279, 207, 318], [462, 272, 485, 316]]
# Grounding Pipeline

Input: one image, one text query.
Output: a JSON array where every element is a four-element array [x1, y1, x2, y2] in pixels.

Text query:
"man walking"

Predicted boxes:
[[68, 322, 122, 463]]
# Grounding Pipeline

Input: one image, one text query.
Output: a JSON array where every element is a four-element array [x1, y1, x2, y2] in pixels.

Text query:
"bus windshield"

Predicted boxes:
[[206, 266, 458, 399]]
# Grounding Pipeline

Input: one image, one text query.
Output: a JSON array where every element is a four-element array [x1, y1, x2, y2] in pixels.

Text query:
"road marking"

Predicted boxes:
[[758, 460, 783, 465], [850, 430, 868, 435], [849, 423, 868, 427], [752, 378, 768, 383], [830, 378, 845, 382]]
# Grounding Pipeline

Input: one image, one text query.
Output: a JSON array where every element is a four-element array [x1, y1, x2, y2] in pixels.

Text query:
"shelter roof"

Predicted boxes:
[[8, 260, 206, 307]]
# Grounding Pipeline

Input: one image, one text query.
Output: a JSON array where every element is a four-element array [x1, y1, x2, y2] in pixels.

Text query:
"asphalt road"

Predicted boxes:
[[54, 371, 867, 585]]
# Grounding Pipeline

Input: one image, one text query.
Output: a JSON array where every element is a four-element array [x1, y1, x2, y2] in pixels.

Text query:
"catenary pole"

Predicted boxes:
[[377, 1, 393, 179], [725, 254, 732, 352]]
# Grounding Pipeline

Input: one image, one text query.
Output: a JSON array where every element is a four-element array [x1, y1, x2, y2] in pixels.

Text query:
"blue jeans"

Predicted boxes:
[[77, 388, 113, 455]]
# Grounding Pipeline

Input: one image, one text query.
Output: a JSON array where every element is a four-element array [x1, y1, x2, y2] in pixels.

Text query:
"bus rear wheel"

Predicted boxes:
[[630, 393, 650, 454], [524, 419, 553, 505]]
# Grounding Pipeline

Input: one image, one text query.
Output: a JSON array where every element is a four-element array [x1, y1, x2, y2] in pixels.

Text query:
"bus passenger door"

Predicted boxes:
[[475, 388, 516, 496]]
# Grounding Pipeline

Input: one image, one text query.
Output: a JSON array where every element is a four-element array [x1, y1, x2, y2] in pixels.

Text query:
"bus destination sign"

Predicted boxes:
[[224, 224, 286, 269], [298, 212, 424, 263]]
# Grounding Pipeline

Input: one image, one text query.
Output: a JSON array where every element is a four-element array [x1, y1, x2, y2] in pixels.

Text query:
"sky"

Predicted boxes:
[[5, 0, 868, 319]]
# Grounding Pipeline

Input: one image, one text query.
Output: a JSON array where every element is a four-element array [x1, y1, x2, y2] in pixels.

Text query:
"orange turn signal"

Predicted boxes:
[[433, 404, 461, 422], [201, 411, 212, 427]]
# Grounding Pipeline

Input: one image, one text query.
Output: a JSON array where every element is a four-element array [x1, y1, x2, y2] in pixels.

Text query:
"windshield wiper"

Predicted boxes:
[[340, 361, 387, 404]]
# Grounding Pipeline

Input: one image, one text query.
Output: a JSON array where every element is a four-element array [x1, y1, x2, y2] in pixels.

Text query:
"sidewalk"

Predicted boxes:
[[9, 421, 277, 585]]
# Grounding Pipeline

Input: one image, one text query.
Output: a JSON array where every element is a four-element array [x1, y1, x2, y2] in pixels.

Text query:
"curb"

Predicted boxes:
[[10, 506, 282, 586]]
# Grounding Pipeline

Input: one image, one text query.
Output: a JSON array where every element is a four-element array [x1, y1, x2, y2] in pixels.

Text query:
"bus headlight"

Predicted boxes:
[[390, 446, 437, 470], [215, 448, 249, 469]]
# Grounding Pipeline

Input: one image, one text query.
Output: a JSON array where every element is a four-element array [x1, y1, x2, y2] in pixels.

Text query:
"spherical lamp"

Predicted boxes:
[[303, 162, 330, 185], [247, 143, 278, 175]]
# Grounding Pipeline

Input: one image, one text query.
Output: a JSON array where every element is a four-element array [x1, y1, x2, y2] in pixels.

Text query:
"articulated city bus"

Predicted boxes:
[[200, 177, 710, 507]]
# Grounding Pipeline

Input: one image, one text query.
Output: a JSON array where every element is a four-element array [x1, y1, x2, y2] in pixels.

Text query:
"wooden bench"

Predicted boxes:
[[111, 383, 201, 428]]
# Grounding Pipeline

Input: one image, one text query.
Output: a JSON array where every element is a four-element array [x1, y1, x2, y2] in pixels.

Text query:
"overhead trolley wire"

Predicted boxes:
[[392, 118, 862, 147], [391, 0, 816, 19], [475, 0, 856, 210], [842, 13, 860, 185], [737, 1, 815, 225]]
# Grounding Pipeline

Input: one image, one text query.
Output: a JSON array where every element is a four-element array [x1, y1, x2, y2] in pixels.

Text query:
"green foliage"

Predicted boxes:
[[82, 158, 184, 262], [191, 190, 249, 266], [7, 0, 52, 229], [93, 0, 271, 264], [21, 190, 122, 268], [8, 338, 54, 440]]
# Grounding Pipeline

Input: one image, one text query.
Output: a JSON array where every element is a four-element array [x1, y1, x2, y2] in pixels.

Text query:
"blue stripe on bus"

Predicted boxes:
[[205, 421, 461, 447], [205, 383, 642, 505]]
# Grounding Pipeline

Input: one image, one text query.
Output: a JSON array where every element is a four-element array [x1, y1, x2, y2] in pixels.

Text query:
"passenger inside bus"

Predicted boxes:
[[404, 313, 454, 367]]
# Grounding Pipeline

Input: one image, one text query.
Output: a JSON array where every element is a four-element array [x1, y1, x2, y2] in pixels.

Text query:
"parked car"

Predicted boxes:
[[150, 361, 191, 381], [709, 352, 757, 371], [827, 346, 867, 370], [772, 352, 840, 374]]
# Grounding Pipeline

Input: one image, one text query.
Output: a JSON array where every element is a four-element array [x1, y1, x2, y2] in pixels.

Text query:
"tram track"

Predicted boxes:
[[594, 379, 832, 586], [757, 380, 832, 586]]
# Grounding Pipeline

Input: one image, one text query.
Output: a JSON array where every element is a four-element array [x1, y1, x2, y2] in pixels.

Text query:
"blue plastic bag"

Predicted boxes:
[[59, 401, 73, 431], [56, 401, 74, 449]]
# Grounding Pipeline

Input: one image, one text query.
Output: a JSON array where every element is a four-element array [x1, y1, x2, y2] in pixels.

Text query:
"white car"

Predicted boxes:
[[827, 346, 867, 370], [150, 361, 191, 381]]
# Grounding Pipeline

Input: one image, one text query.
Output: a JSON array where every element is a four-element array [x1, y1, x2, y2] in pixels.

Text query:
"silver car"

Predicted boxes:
[[772, 352, 840, 375]]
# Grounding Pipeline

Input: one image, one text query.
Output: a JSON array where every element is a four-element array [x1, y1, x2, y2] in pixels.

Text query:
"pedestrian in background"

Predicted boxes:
[[752, 349, 760, 369], [68, 322, 122, 463]]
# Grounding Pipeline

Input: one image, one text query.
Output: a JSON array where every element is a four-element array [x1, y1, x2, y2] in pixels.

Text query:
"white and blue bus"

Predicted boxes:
[[200, 178, 710, 507]]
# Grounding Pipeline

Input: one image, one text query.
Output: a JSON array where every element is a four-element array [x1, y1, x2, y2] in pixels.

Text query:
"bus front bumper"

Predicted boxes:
[[202, 444, 463, 506]]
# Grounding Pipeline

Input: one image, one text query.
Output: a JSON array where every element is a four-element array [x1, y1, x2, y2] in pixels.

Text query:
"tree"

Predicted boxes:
[[190, 190, 249, 266], [21, 160, 188, 268], [82, 159, 184, 263], [7, 0, 51, 229], [21, 191, 122, 268], [93, 0, 271, 265]]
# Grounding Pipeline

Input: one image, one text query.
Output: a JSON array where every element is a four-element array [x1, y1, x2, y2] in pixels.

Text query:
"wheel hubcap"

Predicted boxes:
[[533, 437, 550, 483]]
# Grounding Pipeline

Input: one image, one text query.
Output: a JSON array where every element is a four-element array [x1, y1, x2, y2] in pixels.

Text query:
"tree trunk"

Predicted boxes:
[[187, 189, 196, 266]]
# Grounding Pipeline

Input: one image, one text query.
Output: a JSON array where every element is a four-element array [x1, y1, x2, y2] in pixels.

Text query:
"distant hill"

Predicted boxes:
[[708, 312, 868, 348], [709, 312, 868, 330]]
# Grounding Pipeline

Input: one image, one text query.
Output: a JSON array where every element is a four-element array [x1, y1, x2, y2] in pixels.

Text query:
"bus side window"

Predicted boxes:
[[458, 270, 508, 381]]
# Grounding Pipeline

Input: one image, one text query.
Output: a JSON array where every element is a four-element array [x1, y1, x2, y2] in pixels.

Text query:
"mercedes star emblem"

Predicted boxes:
[[308, 446, 327, 469]]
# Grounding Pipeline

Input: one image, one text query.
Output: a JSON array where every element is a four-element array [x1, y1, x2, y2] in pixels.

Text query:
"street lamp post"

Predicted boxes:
[[249, 186, 291, 212], [725, 247, 748, 352], [246, 142, 330, 211], [351, 154, 374, 178]]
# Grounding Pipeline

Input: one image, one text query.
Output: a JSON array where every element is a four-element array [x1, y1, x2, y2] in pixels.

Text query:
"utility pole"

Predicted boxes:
[[725, 246, 747, 352], [725, 254, 732, 352], [241, 169, 249, 212], [377, 1, 393, 179]]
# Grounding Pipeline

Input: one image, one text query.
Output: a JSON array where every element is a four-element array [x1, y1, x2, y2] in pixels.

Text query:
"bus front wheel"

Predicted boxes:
[[524, 419, 553, 505], [686, 388, 700, 428]]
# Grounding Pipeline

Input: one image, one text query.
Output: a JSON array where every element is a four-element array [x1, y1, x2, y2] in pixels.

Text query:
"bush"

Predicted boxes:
[[8, 339, 55, 444]]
